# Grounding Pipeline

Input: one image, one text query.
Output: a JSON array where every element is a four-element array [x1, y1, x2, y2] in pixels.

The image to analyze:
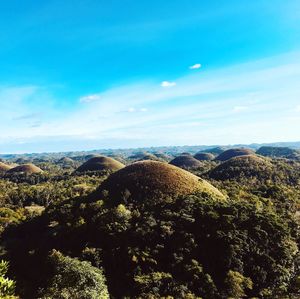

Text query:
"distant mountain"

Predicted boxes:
[[1, 141, 300, 160], [256, 146, 300, 159]]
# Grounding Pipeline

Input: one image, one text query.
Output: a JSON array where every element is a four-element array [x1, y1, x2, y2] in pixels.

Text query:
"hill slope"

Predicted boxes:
[[76, 156, 125, 173], [97, 161, 225, 203], [216, 148, 255, 161], [209, 155, 273, 181], [7, 164, 43, 174], [169, 155, 203, 169]]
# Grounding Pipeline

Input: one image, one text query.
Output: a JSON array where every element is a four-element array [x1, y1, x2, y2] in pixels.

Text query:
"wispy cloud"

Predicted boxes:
[[189, 63, 202, 69], [1, 51, 300, 153], [13, 112, 42, 121], [161, 81, 176, 87], [127, 107, 148, 113], [79, 94, 101, 103]]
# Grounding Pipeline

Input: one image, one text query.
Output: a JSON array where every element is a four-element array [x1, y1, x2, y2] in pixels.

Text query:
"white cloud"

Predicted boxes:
[[161, 81, 176, 87], [233, 106, 249, 113], [127, 107, 148, 113], [189, 63, 202, 69], [1, 51, 300, 153], [127, 107, 136, 113], [79, 94, 101, 103]]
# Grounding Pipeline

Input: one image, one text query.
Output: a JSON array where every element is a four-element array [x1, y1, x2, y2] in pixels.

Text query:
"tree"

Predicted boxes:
[[38, 250, 109, 299], [224, 270, 253, 298]]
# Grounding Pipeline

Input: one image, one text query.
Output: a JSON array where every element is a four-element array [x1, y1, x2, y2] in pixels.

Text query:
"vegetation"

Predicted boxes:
[[0, 146, 299, 298], [0, 260, 18, 298], [38, 250, 109, 299]]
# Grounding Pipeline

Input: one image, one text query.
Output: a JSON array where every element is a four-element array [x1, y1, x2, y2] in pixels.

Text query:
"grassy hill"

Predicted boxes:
[[209, 155, 273, 181], [169, 155, 204, 170], [256, 146, 300, 159], [96, 160, 225, 204], [7, 164, 43, 174], [215, 148, 255, 161], [194, 152, 215, 161], [75, 156, 125, 173]]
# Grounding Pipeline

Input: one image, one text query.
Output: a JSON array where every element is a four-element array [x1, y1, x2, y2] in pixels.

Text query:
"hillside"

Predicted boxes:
[[209, 155, 273, 181], [7, 164, 43, 174], [194, 152, 215, 161], [96, 160, 225, 203], [215, 148, 255, 161], [0, 162, 13, 172], [0, 146, 300, 299], [75, 156, 125, 173], [256, 146, 300, 159], [169, 155, 204, 170]]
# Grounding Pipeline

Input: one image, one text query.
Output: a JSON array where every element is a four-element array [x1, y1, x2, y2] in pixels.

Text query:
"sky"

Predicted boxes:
[[0, 0, 300, 153]]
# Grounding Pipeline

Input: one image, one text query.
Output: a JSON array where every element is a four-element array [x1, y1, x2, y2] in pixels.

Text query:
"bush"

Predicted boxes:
[[0, 260, 18, 299]]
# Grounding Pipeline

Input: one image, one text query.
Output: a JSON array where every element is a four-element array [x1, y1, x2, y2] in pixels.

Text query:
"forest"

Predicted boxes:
[[0, 145, 300, 298]]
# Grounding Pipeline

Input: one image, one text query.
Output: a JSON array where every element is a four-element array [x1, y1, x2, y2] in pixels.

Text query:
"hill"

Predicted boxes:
[[256, 146, 300, 159], [76, 156, 125, 173], [202, 147, 227, 155], [137, 153, 163, 161], [215, 148, 255, 161], [0, 162, 13, 172], [169, 155, 203, 169], [209, 155, 273, 181], [194, 152, 214, 161], [96, 161, 225, 204], [7, 164, 43, 174], [58, 157, 76, 165], [153, 152, 172, 161]]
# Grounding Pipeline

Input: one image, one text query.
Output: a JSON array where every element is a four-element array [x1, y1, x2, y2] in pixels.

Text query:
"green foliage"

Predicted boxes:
[[0, 260, 18, 299], [0, 208, 26, 234], [4, 193, 298, 298], [1, 151, 300, 298], [224, 270, 253, 298], [38, 250, 109, 299]]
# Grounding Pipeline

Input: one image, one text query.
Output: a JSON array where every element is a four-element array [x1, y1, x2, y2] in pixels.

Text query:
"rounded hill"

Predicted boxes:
[[0, 162, 13, 172], [209, 155, 273, 181], [169, 155, 203, 169], [215, 148, 255, 161], [8, 164, 43, 174], [138, 153, 162, 161], [76, 156, 125, 173], [194, 152, 215, 161], [256, 146, 300, 160], [153, 152, 172, 161], [58, 157, 75, 165], [96, 161, 225, 204], [15, 157, 31, 164], [202, 147, 227, 155], [128, 151, 148, 160]]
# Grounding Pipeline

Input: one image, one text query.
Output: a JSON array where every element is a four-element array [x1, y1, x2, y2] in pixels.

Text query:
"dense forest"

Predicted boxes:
[[0, 146, 300, 298]]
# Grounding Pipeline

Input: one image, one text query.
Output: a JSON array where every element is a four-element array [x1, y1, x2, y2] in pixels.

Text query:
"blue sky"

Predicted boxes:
[[0, 0, 300, 153]]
